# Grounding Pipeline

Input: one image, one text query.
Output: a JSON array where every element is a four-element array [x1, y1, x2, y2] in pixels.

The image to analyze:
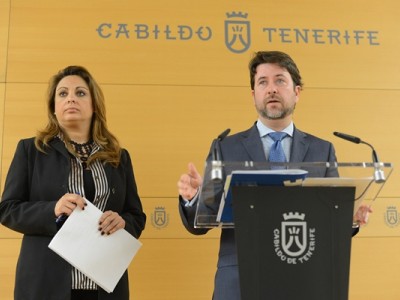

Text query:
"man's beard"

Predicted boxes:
[[257, 102, 296, 120]]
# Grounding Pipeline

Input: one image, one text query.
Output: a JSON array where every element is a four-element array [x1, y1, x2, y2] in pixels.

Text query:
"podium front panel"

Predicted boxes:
[[232, 186, 355, 300]]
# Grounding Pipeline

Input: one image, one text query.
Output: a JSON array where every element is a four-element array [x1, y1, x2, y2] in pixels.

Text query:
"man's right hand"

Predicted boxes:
[[177, 162, 203, 200]]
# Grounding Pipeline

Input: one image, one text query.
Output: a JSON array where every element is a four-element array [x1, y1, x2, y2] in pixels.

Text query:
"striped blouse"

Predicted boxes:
[[66, 138, 110, 290]]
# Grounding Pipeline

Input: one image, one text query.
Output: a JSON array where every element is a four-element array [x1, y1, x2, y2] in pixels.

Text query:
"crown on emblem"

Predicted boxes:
[[387, 206, 397, 210], [155, 207, 165, 211], [226, 11, 248, 19], [283, 212, 305, 220]]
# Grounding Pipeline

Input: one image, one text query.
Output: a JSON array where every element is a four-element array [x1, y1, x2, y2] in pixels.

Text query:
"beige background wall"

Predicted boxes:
[[1, 0, 400, 299]]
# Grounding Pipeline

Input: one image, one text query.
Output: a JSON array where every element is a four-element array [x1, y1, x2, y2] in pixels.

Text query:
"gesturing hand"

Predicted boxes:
[[353, 204, 373, 226], [177, 162, 203, 200]]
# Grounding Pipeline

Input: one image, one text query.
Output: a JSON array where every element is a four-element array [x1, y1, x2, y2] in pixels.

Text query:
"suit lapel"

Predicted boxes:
[[241, 125, 268, 162], [50, 137, 71, 159], [290, 127, 309, 163]]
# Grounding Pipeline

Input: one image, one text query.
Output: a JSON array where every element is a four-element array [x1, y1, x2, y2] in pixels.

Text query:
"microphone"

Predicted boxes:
[[333, 132, 361, 144], [333, 131, 385, 183], [211, 128, 231, 182]]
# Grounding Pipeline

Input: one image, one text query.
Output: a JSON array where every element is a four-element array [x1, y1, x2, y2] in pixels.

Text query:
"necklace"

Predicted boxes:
[[70, 140, 94, 168]]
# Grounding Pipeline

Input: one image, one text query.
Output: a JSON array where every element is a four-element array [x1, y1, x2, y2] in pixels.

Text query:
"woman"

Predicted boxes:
[[0, 66, 146, 300]]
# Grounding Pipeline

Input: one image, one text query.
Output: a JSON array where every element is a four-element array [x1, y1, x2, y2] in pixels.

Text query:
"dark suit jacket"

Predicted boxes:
[[179, 124, 339, 300], [0, 137, 146, 300]]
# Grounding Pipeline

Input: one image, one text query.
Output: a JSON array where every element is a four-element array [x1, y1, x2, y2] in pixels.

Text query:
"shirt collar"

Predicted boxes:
[[256, 120, 294, 137]]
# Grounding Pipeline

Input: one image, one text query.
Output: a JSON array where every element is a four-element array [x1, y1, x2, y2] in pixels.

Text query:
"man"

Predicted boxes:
[[177, 51, 371, 300]]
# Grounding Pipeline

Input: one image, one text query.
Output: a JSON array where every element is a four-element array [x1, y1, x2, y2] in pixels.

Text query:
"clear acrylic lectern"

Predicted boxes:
[[194, 161, 393, 300], [195, 161, 392, 228]]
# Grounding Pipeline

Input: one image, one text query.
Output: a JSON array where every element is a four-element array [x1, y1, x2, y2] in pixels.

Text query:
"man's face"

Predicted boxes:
[[252, 63, 300, 121]]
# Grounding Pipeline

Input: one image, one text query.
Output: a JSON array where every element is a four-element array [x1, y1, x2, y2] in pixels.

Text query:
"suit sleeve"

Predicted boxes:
[[178, 196, 209, 235], [0, 139, 57, 235], [119, 149, 146, 238], [178, 145, 218, 235]]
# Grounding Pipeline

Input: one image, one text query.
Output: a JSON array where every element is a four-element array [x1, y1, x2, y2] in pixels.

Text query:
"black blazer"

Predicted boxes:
[[0, 137, 146, 300]]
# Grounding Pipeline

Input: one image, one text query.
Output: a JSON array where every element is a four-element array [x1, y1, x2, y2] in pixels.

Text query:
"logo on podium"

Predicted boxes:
[[273, 212, 316, 264]]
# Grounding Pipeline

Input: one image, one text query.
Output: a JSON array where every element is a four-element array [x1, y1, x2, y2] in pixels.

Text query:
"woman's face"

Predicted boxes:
[[54, 75, 94, 131]]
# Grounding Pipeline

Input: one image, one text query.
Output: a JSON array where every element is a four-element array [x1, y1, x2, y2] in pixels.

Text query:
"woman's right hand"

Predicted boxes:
[[54, 193, 87, 217]]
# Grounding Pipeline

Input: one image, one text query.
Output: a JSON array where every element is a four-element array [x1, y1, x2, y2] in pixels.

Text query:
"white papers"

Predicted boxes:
[[48, 201, 142, 293]]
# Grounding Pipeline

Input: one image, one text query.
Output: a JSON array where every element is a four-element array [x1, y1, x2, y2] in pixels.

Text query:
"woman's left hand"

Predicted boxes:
[[98, 210, 126, 235]]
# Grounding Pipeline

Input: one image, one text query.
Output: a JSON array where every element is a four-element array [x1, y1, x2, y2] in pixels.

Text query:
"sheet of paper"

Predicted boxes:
[[48, 200, 142, 293]]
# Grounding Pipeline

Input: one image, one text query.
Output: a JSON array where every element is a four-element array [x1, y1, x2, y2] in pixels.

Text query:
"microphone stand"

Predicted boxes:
[[333, 132, 385, 183], [360, 140, 385, 183], [211, 129, 230, 182]]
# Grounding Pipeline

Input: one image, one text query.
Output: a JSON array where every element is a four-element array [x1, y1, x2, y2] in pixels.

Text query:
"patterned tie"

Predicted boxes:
[[268, 132, 288, 169]]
